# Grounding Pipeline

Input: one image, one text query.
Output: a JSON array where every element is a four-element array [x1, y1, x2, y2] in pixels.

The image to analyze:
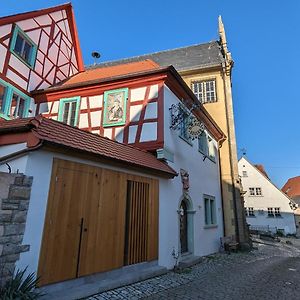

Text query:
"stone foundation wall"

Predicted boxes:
[[0, 172, 33, 287]]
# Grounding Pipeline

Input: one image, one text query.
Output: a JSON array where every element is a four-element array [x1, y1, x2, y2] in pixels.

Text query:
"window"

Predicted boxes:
[[208, 136, 216, 162], [0, 83, 7, 114], [274, 207, 281, 217], [191, 80, 217, 104], [242, 171, 248, 177], [58, 97, 81, 126], [267, 208, 274, 217], [10, 25, 37, 68], [10, 92, 27, 118], [249, 187, 255, 196], [179, 109, 191, 144], [256, 188, 262, 196], [249, 187, 262, 196], [248, 207, 255, 217], [198, 132, 216, 162], [204, 195, 216, 226], [199, 132, 208, 154], [245, 207, 255, 217], [0, 79, 30, 120]]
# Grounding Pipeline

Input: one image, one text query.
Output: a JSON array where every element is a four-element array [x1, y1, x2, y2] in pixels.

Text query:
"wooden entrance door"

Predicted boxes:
[[180, 201, 188, 253], [38, 159, 127, 286], [38, 159, 158, 286]]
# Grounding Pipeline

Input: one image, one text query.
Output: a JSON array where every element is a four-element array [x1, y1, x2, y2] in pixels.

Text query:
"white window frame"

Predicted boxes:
[[255, 187, 262, 196], [274, 207, 281, 218], [191, 79, 217, 104], [249, 187, 255, 196], [249, 187, 263, 196], [267, 207, 274, 218]]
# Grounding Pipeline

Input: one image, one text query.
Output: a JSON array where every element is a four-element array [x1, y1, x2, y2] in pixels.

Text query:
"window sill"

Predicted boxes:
[[202, 100, 218, 104], [248, 195, 264, 197], [179, 134, 193, 146], [204, 224, 218, 229], [198, 150, 216, 163]]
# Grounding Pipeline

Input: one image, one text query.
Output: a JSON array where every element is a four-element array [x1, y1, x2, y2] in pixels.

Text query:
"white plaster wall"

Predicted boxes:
[[14, 150, 161, 276], [159, 86, 224, 269], [131, 87, 146, 101], [238, 157, 296, 234], [0, 143, 28, 174]]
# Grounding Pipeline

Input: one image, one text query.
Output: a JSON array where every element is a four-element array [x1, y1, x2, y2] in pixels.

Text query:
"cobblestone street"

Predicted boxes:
[[87, 238, 300, 300]]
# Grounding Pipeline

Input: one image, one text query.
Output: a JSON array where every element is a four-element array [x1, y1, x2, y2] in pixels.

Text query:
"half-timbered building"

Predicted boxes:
[[0, 3, 83, 121], [0, 4, 227, 297]]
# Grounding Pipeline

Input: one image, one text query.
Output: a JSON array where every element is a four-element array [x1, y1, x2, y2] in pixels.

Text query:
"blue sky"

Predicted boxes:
[[2, 0, 300, 188]]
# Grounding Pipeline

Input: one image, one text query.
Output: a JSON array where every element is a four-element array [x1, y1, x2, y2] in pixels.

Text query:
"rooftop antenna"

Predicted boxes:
[[91, 51, 101, 65]]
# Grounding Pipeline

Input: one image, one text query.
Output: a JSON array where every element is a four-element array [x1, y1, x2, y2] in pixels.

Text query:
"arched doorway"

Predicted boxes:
[[178, 195, 195, 255]]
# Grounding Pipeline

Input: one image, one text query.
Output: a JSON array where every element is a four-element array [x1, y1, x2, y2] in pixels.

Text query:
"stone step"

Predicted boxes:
[[178, 255, 203, 269], [38, 261, 167, 300]]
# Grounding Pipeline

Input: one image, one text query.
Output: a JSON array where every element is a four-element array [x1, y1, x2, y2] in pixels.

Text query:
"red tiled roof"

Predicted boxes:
[[282, 176, 300, 198], [54, 60, 160, 88], [254, 164, 269, 179], [0, 116, 177, 178]]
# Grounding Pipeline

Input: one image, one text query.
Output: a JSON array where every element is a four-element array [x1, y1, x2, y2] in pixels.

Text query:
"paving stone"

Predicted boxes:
[[87, 238, 300, 300]]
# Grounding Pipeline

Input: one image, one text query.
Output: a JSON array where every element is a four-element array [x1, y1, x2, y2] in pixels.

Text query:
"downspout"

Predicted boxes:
[[218, 144, 226, 237]]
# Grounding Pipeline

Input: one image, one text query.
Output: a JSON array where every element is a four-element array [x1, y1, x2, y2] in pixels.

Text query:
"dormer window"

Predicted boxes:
[[10, 25, 37, 68]]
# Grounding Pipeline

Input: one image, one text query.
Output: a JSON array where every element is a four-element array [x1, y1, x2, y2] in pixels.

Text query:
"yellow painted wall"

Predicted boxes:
[[180, 68, 248, 242]]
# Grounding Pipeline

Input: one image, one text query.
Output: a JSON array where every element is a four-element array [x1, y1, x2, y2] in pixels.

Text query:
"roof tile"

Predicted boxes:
[[0, 117, 176, 177]]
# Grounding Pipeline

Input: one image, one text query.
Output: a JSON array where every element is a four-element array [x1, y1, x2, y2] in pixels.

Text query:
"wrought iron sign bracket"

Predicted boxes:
[[169, 102, 205, 140]]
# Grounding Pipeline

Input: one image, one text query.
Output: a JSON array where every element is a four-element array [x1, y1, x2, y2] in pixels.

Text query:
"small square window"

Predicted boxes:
[[256, 188, 262, 196], [242, 171, 247, 177], [249, 188, 255, 196]]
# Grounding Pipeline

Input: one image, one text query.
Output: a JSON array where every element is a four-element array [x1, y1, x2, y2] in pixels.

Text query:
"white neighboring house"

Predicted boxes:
[[238, 157, 296, 235]]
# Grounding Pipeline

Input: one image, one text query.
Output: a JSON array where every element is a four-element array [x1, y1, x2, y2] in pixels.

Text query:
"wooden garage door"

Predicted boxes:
[[38, 159, 158, 286]]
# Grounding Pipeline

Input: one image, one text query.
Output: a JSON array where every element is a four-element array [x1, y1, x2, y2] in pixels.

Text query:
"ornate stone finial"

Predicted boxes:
[[218, 15, 234, 76], [218, 15, 227, 51], [180, 169, 189, 191]]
